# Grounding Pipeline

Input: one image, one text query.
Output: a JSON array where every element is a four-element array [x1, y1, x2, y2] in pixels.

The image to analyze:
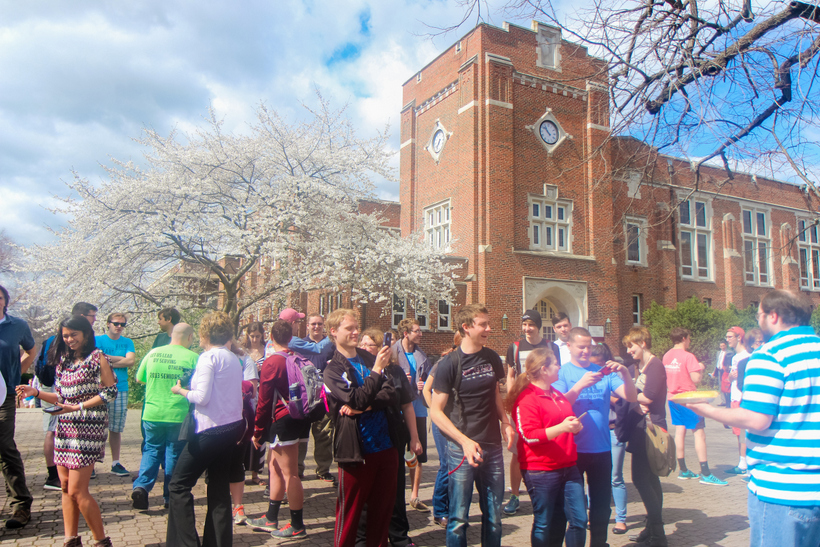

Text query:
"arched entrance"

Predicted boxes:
[[523, 277, 588, 332]]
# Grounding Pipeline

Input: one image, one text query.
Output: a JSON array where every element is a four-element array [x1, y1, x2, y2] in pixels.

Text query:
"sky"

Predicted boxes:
[[1, 0, 553, 247]]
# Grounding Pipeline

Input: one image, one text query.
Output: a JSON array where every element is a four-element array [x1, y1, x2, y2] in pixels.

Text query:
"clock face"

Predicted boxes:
[[539, 120, 559, 145], [432, 129, 445, 153]]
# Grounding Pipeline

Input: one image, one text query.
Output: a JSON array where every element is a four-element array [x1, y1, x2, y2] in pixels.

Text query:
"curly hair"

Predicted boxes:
[[199, 311, 235, 346]]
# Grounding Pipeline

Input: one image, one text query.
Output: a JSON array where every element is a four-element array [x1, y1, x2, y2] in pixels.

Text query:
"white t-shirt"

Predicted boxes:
[[730, 350, 750, 402], [555, 338, 571, 367]]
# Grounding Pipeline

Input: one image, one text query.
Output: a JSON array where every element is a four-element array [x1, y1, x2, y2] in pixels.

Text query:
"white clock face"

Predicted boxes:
[[432, 129, 445, 153], [539, 120, 559, 145]]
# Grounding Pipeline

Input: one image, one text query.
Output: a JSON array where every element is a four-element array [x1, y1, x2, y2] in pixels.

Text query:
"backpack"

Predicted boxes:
[[443, 351, 466, 430], [645, 420, 677, 477], [273, 351, 328, 422]]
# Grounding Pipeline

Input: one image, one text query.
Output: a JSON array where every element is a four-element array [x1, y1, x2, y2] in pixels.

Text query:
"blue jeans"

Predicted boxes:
[[610, 429, 627, 524], [432, 422, 450, 519], [748, 490, 820, 547], [446, 440, 504, 547], [134, 421, 185, 502], [523, 466, 587, 547]]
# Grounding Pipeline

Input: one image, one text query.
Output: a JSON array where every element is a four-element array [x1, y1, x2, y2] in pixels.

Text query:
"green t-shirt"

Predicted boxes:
[[152, 332, 172, 349], [136, 345, 199, 423]]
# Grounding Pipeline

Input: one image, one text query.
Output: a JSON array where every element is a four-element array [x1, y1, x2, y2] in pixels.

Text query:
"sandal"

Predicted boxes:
[[251, 477, 268, 486]]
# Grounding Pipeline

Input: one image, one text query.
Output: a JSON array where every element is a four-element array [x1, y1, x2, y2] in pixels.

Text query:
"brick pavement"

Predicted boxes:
[[1, 408, 751, 546]]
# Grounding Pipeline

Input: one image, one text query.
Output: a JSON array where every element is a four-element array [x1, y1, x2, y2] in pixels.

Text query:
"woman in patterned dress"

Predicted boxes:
[[18, 315, 118, 547]]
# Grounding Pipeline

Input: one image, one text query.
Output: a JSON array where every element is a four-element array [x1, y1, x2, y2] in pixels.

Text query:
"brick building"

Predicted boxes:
[[388, 19, 820, 357], [250, 20, 818, 360]]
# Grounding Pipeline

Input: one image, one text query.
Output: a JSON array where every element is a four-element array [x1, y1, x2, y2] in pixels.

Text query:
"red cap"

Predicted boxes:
[[279, 308, 305, 323], [727, 326, 745, 342]]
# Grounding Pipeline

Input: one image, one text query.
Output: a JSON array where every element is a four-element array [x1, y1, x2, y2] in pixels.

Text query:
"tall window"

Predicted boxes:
[[536, 299, 558, 341], [742, 208, 771, 286], [416, 299, 428, 329], [625, 217, 647, 266], [632, 294, 641, 325], [319, 295, 325, 316], [678, 198, 711, 280], [392, 295, 406, 328], [425, 200, 451, 250], [438, 300, 451, 330], [529, 196, 572, 252], [798, 219, 820, 290]]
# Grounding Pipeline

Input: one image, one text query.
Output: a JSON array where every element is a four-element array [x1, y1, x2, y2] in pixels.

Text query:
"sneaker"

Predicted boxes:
[[270, 523, 306, 538], [5, 508, 31, 529], [44, 476, 62, 491], [90, 469, 97, 479], [111, 463, 130, 476], [678, 470, 699, 480], [503, 495, 520, 515], [699, 474, 729, 486], [233, 505, 247, 525], [725, 466, 747, 475], [316, 472, 337, 486], [434, 516, 448, 527], [131, 487, 149, 510], [409, 497, 430, 513], [247, 516, 279, 532], [741, 475, 751, 483]]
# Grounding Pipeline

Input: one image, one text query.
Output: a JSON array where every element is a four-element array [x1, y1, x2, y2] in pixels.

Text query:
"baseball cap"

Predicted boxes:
[[279, 308, 305, 322], [521, 309, 542, 329]]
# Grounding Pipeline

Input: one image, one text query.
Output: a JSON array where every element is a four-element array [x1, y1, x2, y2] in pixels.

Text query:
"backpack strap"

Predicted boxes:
[[449, 350, 467, 430]]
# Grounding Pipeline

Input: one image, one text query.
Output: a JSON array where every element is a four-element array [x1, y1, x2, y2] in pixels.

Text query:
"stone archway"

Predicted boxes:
[[523, 277, 588, 331]]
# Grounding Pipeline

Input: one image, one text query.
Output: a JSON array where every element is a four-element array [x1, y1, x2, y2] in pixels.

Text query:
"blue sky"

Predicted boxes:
[[1, 0, 532, 247]]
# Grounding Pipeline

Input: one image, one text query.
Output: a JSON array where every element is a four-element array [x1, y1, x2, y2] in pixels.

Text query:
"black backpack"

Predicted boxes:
[[443, 351, 466, 430]]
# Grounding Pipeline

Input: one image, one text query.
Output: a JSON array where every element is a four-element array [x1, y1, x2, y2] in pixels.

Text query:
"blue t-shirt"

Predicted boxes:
[[553, 361, 624, 454], [96, 334, 135, 393], [347, 356, 392, 455], [405, 352, 427, 418]]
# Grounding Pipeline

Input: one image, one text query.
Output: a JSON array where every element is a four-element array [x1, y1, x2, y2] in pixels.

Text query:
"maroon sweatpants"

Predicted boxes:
[[335, 447, 399, 547]]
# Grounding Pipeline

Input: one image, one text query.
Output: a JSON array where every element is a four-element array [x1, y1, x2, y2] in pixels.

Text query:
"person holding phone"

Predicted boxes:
[[17, 315, 118, 547]]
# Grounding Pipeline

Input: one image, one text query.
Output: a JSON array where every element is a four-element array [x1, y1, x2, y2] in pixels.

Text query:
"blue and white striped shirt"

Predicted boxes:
[[740, 325, 820, 506]]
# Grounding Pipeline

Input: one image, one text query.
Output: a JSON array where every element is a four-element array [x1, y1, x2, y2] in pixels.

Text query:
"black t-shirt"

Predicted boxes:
[[505, 338, 560, 374], [635, 357, 667, 431], [432, 347, 504, 444]]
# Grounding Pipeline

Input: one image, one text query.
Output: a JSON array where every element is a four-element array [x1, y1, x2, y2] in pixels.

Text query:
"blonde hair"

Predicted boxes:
[[505, 347, 555, 414], [326, 308, 357, 335], [622, 326, 652, 349], [199, 311, 235, 346], [361, 327, 383, 346]]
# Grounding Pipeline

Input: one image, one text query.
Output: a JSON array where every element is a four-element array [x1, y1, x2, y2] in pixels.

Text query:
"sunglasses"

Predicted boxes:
[[109, 322, 127, 327]]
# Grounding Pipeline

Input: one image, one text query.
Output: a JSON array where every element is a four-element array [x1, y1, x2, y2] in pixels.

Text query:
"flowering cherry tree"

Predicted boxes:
[[19, 101, 456, 335]]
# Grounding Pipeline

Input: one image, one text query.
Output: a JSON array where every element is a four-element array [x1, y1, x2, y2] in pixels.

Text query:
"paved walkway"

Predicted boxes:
[[0, 408, 751, 546]]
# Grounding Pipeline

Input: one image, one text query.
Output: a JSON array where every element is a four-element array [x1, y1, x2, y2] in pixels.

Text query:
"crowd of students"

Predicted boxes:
[[1, 282, 819, 547]]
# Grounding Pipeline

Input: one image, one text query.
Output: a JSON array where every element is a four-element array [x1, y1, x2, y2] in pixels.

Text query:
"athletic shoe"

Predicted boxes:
[[90, 469, 97, 479], [725, 466, 747, 475], [4, 508, 30, 529], [131, 487, 149, 510], [434, 516, 448, 527], [111, 463, 130, 476], [699, 474, 729, 486], [678, 470, 699, 480], [270, 524, 306, 538], [503, 495, 520, 515], [44, 476, 62, 491], [316, 472, 337, 486], [741, 475, 751, 483], [247, 516, 279, 532], [233, 505, 247, 525]]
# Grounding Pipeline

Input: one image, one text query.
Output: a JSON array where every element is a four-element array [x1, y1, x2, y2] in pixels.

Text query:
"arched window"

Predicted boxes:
[[536, 299, 559, 341]]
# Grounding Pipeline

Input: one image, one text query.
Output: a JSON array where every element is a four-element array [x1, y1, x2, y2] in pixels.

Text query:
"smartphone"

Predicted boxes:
[[43, 406, 62, 414], [600, 363, 614, 375], [383, 332, 392, 347]]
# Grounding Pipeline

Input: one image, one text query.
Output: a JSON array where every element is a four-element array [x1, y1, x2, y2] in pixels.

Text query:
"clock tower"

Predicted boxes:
[[400, 20, 619, 350]]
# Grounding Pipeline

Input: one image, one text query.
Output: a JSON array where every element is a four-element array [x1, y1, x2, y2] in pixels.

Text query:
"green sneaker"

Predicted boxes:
[[725, 466, 747, 475], [678, 470, 699, 480], [699, 474, 729, 486], [503, 495, 520, 515]]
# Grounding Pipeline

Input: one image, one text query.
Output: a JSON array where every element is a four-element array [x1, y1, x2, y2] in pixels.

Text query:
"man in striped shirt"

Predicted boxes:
[[686, 290, 820, 547]]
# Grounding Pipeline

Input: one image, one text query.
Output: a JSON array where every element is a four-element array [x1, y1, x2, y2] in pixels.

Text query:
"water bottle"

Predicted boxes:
[[289, 384, 300, 402]]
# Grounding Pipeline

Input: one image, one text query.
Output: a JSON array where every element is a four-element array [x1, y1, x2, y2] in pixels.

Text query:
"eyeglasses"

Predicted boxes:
[[410, 329, 422, 334], [109, 322, 127, 327], [360, 343, 378, 348]]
